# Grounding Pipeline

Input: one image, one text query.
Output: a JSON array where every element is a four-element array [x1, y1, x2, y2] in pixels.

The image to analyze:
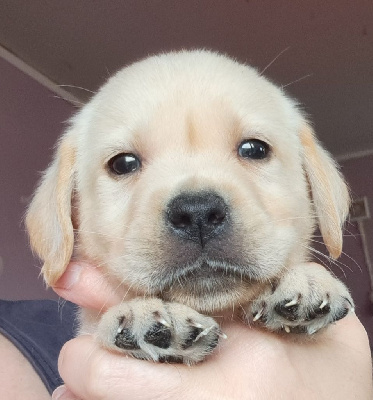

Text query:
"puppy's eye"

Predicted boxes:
[[108, 153, 141, 175], [238, 139, 270, 160]]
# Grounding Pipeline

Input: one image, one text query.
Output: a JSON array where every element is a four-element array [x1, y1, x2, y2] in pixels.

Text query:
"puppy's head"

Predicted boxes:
[[26, 50, 349, 312]]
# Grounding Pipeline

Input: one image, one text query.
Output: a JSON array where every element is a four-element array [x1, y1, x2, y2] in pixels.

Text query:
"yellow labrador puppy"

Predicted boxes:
[[26, 50, 353, 364]]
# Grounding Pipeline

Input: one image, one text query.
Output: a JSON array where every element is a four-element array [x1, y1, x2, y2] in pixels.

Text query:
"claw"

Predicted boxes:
[[253, 308, 264, 321], [319, 299, 329, 310], [219, 331, 228, 340], [285, 297, 300, 308], [158, 318, 171, 327], [153, 312, 171, 327], [284, 325, 291, 333], [117, 319, 126, 334], [194, 325, 215, 342], [117, 322, 126, 334], [308, 326, 320, 335]]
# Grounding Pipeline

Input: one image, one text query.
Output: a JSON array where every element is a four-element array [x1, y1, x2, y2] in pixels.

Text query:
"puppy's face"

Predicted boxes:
[[26, 51, 350, 312]]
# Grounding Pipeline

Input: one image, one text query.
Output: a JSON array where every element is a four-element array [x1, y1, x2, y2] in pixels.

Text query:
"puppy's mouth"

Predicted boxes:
[[152, 259, 259, 312], [176, 260, 252, 280], [153, 259, 255, 293]]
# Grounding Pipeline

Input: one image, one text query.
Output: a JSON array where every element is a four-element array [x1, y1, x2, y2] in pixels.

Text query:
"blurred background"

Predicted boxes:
[[0, 1, 372, 344]]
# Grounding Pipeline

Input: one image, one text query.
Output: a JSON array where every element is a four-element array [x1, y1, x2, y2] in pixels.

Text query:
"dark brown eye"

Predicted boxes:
[[238, 139, 270, 160], [108, 153, 141, 175]]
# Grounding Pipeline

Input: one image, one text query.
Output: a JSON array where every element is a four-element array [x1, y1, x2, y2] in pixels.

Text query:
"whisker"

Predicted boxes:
[[59, 84, 97, 94], [307, 248, 340, 276], [52, 95, 84, 107], [273, 216, 314, 223], [342, 225, 358, 239], [312, 234, 362, 238], [306, 246, 348, 278], [74, 228, 127, 241], [282, 73, 313, 88], [260, 46, 290, 75], [308, 237, 362, 272]]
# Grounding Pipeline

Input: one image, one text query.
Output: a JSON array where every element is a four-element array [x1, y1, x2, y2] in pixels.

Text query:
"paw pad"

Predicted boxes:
[[333, 306, 349, 322], [274, 299, 300, 321], [182, 326, 204, 349], [248, 267, 354, 336], [100, 299, 223, 364], [115, 327, 140, 350], [144, 322, 172, 349]]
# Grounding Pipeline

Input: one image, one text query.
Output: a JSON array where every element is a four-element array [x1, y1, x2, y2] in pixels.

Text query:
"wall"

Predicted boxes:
[[337, 156, 373, 343], [0, 56, 372, 344], [0, 56, 75, 299]]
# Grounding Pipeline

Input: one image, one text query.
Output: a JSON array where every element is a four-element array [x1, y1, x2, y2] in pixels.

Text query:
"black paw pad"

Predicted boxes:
[[159, 355, 183, 363], [115, 328, 140, 350], [182, 326, 203, 349], [144, 322, 172, 349], [290, 325, 308, 334], [206, 335, 219, 351], [275, 300, 299, 321], [333, 307, 349, 322], [306, 304, 331, 321]]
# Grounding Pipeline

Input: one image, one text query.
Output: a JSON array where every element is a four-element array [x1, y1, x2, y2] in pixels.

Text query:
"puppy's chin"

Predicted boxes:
[[158, 273, 263, 313]]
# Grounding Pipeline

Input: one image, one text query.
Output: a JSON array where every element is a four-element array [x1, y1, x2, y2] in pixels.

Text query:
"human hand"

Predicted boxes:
[[52, 262, 373, 400]]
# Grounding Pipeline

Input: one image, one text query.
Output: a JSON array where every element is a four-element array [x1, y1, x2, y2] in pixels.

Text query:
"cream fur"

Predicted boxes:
[[26, 50, 350, 315]]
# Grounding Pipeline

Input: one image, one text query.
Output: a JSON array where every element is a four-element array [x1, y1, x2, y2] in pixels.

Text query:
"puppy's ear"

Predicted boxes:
[[26, 132, 76, 285], [301, 124, 350, 259]]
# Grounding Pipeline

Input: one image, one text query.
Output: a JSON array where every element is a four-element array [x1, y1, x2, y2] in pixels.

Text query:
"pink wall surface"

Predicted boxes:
[[0, 57, 372, 345], [337, 156, 373, 343], [0, 57, 75, 299]]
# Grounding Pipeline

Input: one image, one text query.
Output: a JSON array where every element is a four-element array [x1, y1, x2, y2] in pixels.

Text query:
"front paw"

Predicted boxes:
[[247, 263, 354, 335], [96, 298, 222, 364]]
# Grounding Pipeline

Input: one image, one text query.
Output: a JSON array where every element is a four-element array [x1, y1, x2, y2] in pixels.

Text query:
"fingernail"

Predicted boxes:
[[52, 385, 68, 399], [54, 263, 82, 290]]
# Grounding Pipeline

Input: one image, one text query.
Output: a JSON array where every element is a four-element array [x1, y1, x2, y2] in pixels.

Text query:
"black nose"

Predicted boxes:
[[166, 192, 228, 246]]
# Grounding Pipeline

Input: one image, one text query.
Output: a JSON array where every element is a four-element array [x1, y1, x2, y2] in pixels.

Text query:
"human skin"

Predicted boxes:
[[52, 262, 373, 400], [0, 333, 51, 400]]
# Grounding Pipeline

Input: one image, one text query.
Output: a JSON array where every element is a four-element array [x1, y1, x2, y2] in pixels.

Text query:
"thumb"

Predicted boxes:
[[53, 262, 123, 311], [58, 335, 184, 400]]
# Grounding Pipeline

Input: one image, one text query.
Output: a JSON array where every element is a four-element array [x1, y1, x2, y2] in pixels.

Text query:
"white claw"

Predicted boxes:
[[117, 327, 124, 334], [319, 299, 329, 310], [194, 325, 215, 342], [285, 298, 299, 308], [253, 308, 264, 321], [284, 325, 291, 333], [219, 332, 228, 340], [201, 326, 214, 336], [308, 326, 319, 335], [192, 322, 203, 329], [153, 313, 171, 327], [158, 318, 171, 327]]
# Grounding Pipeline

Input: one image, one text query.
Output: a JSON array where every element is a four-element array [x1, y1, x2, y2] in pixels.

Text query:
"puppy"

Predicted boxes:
[[26, 50, 354, 364]]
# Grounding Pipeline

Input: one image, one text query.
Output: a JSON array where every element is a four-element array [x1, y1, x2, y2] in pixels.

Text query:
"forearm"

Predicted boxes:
[[0, 333, 50, 400]]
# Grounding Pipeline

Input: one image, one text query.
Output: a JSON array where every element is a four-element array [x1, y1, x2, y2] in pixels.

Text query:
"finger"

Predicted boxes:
[[58, 335, 185, 400], [52, 385, 80, 400], [52, 262, 123, 311]]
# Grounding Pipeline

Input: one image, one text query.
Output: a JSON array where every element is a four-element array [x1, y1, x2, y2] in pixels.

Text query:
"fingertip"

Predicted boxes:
[[52, 262, 121, 310], [52, 385, 79, 400], [57, 336, 99, 398], [53, 262, 84, 290]]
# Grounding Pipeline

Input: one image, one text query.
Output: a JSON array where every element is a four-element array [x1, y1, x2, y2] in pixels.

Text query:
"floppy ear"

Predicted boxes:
[[26, 133, 76, 286], [300, 124, 350, 259]]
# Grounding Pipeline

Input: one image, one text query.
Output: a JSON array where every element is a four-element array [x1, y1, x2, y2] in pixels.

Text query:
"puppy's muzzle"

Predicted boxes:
[[166, 191, 229, 247]]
